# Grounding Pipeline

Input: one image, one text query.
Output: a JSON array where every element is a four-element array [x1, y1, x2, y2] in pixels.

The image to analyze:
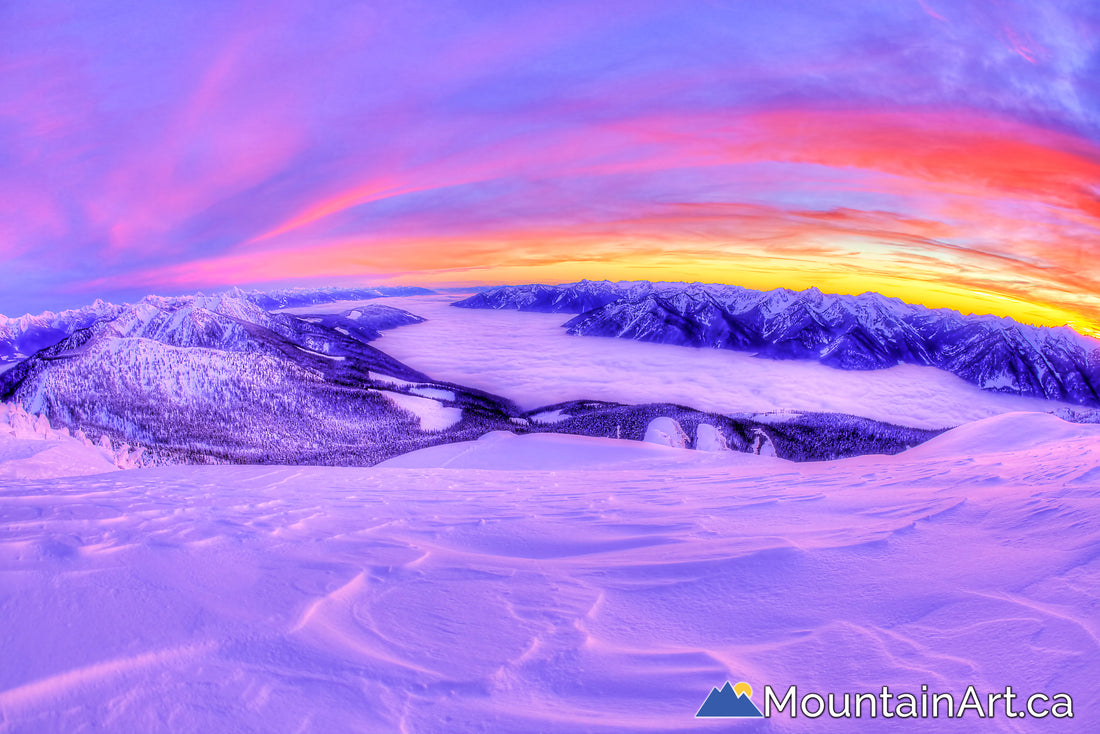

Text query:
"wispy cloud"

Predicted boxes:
[[1, 0, 1097, 330]]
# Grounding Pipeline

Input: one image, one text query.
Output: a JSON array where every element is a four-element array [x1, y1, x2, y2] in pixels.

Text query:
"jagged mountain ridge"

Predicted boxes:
[[453, 280, 662, 313], [225, 284, 436, 310], [0, 286, 435, 370], [0, 300, 126, 365], [454, 281, 1100, 407]]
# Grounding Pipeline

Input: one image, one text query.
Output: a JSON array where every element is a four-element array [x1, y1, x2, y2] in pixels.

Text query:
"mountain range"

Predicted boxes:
[[455, 281, 1100, 407], [0, 290, 941, 465], [225, 284, 436, 310], [0, 300, 127, 366]]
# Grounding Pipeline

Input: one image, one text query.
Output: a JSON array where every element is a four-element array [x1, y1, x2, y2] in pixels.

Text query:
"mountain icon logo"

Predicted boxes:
[[696, 680, 765, 718]]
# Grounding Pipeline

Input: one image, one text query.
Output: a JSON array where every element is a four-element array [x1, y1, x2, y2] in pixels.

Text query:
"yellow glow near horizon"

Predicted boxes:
[[389, 258, 1095, 333], [101, 223, 1100, 336]]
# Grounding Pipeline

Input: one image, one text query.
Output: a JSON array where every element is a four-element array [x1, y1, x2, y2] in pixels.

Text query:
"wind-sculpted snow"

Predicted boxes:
[[0, 402, 137, 479], [0, 413, 1096, 732], [456, 282, 1100, 407]]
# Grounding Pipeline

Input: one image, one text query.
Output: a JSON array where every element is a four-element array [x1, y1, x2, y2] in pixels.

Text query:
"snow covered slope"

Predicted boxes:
[[0, 294, 957, 465], [0, 296, 515, 465], [455, 282, 1100, 407], [0, 412, 1095, 732]]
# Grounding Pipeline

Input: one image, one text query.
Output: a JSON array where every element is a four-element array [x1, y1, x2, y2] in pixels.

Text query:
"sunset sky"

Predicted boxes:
[[2, 0, 1099, 332]]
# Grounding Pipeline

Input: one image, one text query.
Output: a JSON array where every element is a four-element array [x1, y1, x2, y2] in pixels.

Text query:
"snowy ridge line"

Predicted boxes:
[[0, 299, 127, 366], [0, 286, 436, 324], [0, 286, 434, 370], [217, 284, 436, 311], [0, 299, 122, 329], [454, 281, 1100, 407]]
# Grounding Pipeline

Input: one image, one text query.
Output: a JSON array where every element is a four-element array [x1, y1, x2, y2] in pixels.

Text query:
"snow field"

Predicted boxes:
[[0, 413, 1097, 732], [378, 390, 463, 432]]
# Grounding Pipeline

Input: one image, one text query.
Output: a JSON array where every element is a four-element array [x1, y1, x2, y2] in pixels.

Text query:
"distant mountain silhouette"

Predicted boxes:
[[696, 681, 764, 718], [454, 280, 1100, 407]]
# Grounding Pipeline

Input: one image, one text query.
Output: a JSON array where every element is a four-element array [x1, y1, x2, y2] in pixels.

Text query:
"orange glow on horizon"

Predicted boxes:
[[75, 108, 1100, 338], [83, 227, 1100, 335]]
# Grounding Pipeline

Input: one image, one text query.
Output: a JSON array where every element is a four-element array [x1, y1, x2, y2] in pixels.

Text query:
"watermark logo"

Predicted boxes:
[[696, 681, 764, 718], [695, 682, 1074, 720]]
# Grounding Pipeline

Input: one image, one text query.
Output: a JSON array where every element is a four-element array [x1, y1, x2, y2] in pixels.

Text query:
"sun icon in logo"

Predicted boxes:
[[734, 682, 753, 698]]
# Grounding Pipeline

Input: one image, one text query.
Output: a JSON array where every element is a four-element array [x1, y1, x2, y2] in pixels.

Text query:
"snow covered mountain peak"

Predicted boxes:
[[0, 300, 128, 365], [0, 286, 442, 372]]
